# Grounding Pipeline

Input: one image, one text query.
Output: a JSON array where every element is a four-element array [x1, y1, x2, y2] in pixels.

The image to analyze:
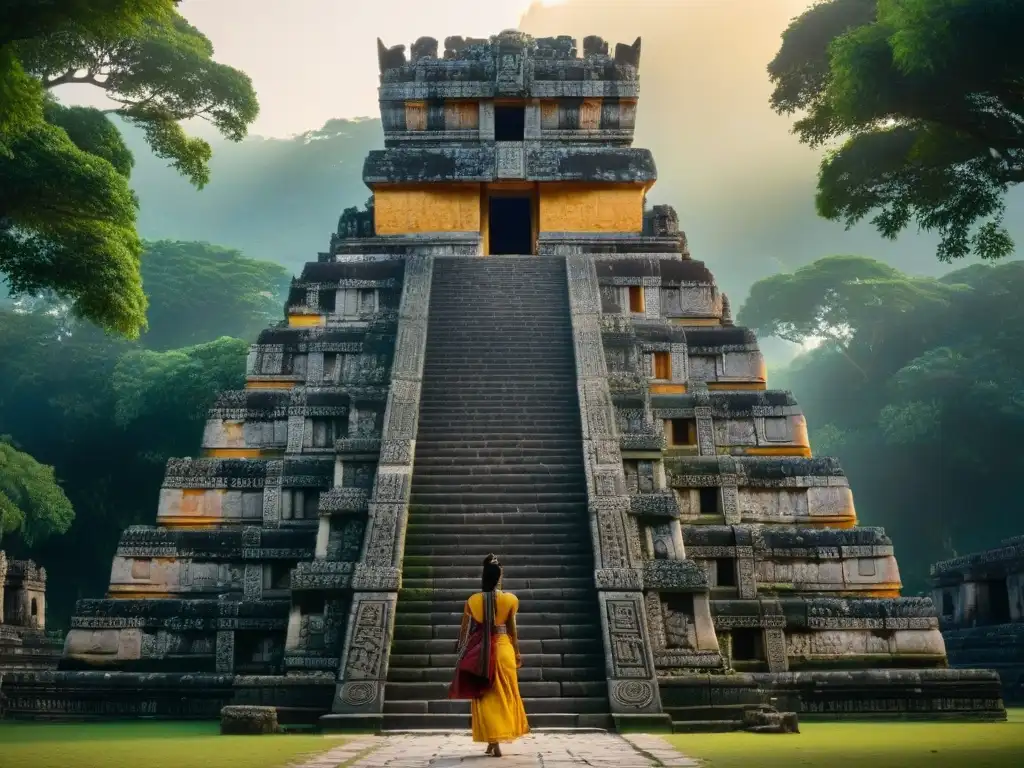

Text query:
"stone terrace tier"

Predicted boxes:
[[932, 537, 1024, 705]]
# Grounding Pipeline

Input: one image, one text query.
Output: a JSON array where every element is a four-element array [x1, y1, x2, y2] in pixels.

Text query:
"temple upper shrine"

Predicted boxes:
[[366, 30, 653, 253]]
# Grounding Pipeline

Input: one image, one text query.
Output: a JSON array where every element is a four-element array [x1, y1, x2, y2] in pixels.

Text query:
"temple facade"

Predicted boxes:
[[0, 553, 62, 674], [5, 31, 1004, 728], [932, 537, 1024, 705]]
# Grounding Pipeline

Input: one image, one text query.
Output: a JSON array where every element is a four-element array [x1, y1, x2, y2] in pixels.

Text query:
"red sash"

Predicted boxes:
[[448, 591, 497, 700]]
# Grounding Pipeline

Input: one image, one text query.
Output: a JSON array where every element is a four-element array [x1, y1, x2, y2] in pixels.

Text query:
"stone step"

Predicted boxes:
[[382, 696, 608, 715], [409, 482, 584, 497], [416, 411, 578, 421], [417, 414, 579, 425], [405, 513, 586, 525], [391, 638, 603, 657], [410, 463, 584, 476], [384, 680, 607, 699], [390, 622, 601, 641], [398, 585, 595, 600], [402, 533, 589, 549], [413, 453, 583, 465], [400, 577, 595, 592], [408, 491, 587, 505], [405, 518, 586, 533], [394, 609, 600, 626], [386, 662, 605, 684], [389, 652, 605, 670], [415, 439, 581, 451], [418, 399, 577, 408], [403, 562, 591, 577], [395, 600, 600, 617], [403, 544, 592, 558], [407, 501, 585, 514], [416, 430, 581, 442]]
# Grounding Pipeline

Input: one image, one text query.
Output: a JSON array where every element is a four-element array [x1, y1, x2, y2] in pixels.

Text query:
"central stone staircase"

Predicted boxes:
[[384, 256, 611, 729]]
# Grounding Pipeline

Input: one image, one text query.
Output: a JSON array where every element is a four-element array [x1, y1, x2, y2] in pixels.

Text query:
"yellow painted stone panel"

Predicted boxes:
[[707, 382, 767, 391], [444, 101, 479, 130], [374, 185, 482, 234], [540, 184, 644, 233], [580, 99, 602, 130], [204, 448, 261, 459], [540, 100, 559, 129], [725, 446, 813, 458], [288, 314, 325, 328], [650, 384, 686, 395], [246, 380, 297, 390], [405, 101, 427, 131], [670, 318, 721, 327]]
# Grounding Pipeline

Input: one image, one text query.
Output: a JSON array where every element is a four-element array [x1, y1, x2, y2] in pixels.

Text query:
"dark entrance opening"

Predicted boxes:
[[698, 487, 719, 515], [731, 629, 764, 661], [715, 558, 737, 588], [495, 106, 526, 141], [986, 578, 1011, 624], [489, 196, 533, 255]]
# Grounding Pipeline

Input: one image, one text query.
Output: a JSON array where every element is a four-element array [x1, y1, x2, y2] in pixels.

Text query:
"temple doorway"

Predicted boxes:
[[488, 195, 534, 255]]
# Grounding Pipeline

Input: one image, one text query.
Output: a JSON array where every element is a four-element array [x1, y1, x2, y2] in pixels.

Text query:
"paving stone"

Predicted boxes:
[[301, 732, 695, 768]]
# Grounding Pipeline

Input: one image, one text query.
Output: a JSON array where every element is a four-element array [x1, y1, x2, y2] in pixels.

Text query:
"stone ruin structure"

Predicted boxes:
[[0, 553, 62, 673], [932, 537, 1024, 705], [4, 30, 1005, 728]]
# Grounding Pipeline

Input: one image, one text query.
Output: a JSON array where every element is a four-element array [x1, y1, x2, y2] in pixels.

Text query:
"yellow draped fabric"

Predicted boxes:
[[465, 590, 530, 743]]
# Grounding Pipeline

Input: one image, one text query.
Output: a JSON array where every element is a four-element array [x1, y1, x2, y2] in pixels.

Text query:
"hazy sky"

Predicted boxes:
[[58, 0, 814, 138]]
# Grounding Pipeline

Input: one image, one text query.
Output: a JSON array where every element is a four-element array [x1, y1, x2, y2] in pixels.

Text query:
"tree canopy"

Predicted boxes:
[[0, 436, 75, 547], [0, 1, 258, 338], [139, 240, 289, 349], [748, 255, 1024, 590], [769, 0, 1024, 262], [0, 239, 281, 622]]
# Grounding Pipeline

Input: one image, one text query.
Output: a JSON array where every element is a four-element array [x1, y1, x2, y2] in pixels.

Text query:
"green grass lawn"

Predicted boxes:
[[665, 709, 1024, 768], [0, 721, 348, 768]]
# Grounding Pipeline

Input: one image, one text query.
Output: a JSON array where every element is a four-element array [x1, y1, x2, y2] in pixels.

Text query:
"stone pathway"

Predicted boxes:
[[296, 732, 697, 768]]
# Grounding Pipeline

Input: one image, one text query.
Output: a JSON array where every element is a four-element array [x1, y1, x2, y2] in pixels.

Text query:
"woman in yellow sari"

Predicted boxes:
[[452, 554, 530, 757]]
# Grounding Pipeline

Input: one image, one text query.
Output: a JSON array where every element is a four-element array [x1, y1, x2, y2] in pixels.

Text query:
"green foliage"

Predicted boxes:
[[0, 0, 176, 144], [0, 0, 257, 339], [16, 10, 258, 188], [0, 437, 74, 547], [737, 254, 960, 379], [113, 337, 248, 428], [746, 256, 1024, 590], [769, 0, 1024, 262], [0, 116, 147, 337], [139, 240, 290, 350]]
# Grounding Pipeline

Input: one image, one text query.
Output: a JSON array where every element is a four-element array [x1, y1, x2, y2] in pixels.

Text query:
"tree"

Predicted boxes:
[[113, 336, 249, 432], [769, 0, 1024, 263], [0, 437, 74, 547], [16, 11, 258, 188], [0, 1, 258, 338], [139, 240, 290, 350], [0, 1, 177, 146], [738, 254, 961, 379]]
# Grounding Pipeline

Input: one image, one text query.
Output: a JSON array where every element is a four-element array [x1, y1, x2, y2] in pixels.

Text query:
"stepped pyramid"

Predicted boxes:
[[9, 30, 1004, 728]]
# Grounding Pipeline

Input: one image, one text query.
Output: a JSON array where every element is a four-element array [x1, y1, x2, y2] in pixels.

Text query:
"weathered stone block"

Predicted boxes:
[[220, 705, 279, 735]]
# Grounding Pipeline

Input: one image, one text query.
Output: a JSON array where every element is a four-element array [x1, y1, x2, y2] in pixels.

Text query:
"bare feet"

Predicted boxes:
[[492, 745, 503, 758], [485, 744, 496, 756]]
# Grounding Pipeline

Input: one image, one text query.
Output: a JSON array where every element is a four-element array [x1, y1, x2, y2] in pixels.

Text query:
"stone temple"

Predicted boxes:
[[932, 537, 1024, 706], [7, 31, 1004, 728]]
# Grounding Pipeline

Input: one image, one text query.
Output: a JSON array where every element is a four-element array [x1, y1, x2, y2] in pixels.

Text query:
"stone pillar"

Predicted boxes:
[[0, 551, 6, 625], [327, 255, 433, 727], [215, 630, 235, 673], [565, 255, 667, 728]]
